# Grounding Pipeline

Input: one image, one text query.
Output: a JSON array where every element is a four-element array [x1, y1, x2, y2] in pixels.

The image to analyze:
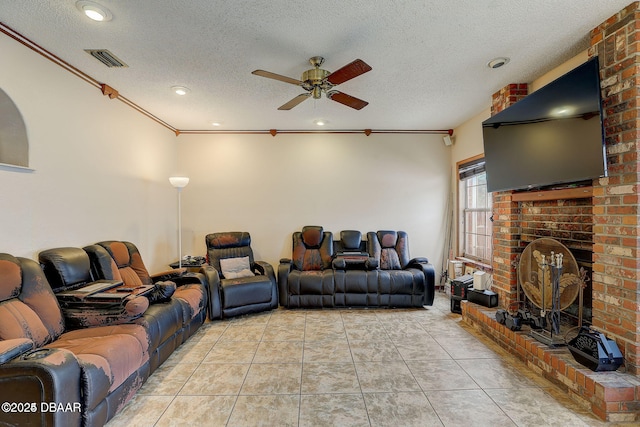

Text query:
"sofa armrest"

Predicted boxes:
[[277, 259, 293, 307], [169, 271, 205, 287], [254, 261, 276, 281], [0, 339, 34, 365], [332, 258, 347, 270], [0, 348, 82, 426], [406, 258, 436, 306], [200, 265, 222, 320], [365, 257, 379, 270], [151, 268, 187, 282]]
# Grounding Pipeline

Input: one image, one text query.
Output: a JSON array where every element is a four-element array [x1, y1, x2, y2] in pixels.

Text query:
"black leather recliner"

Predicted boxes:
[[367, 230, 435, 306], [278, 225, 335, 308], [204, 232, 278, 318]]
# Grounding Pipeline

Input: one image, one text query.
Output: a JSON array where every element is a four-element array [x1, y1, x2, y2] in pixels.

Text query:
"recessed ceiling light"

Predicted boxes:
[[76, 1, 112, 22], [211, 122, 221, 127], [487, 57, 510, 69], [171, 86, 190, 96], [314, 119, 327, 126]]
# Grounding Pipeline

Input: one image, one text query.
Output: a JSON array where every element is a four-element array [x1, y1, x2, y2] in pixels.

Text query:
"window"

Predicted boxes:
[[458, 157, 492, 263]]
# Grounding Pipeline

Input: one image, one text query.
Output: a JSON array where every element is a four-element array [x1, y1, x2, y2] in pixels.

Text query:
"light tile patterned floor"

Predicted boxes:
[[106, 293, 630, 427]]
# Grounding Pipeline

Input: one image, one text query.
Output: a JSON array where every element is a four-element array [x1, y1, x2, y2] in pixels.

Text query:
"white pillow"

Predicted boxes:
[[220, 256, 254, 279]]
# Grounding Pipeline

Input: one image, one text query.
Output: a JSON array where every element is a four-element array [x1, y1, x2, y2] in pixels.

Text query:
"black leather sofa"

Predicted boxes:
[[278, 227, 435, 308], [0, 244, 211, 427]]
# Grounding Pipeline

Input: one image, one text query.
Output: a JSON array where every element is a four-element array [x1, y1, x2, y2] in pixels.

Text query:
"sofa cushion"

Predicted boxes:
[[220, 256, 253, 279], [301, 226, 323, 247], [0, 300, 53, 346], [0, 255, 21, 302], [47, 324, 150, 409], [221, 275, 274, 309], [340, 230, 362, 250], [95, 241, 153, 287], [0, 256, 65, 345], [174, 284, 207, 321], [39, 247, 92, 292], [380, 248, 402, 270]]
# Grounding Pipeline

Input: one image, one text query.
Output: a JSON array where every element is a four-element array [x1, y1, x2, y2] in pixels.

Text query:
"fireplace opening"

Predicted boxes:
[[517, 193, 594, 330]]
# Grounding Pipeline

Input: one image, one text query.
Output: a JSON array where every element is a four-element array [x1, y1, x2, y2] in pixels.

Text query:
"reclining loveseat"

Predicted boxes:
[[278, 226, 435, 308]]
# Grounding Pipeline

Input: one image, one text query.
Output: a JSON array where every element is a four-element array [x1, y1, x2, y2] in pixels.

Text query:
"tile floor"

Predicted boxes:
[[106, 294, 632, 426]]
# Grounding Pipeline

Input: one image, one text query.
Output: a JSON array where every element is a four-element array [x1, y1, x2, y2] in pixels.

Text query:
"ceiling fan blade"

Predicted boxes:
[[325, 59, 372, 85], [252, 70, 303, 86], [326, 91, 368, 110], [278, 93, 312, 110]]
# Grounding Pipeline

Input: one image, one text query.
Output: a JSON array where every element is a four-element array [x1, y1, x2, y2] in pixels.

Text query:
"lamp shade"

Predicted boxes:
[[169, 176, 189, 188]]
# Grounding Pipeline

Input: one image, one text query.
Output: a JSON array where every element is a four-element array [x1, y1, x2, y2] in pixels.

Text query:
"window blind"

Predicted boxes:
[[458, 158, 485, 180]]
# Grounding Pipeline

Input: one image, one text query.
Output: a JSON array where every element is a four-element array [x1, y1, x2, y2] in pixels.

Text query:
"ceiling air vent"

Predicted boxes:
[[84, 49, 128, 68]]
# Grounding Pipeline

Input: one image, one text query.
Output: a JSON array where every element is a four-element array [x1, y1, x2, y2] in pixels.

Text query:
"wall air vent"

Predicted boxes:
[[84, 49, 128, 68]]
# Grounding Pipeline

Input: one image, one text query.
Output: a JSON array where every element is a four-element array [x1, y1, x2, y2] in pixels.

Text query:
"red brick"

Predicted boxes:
[[604, 386, 636, 402], [586, 376, 596, 395]]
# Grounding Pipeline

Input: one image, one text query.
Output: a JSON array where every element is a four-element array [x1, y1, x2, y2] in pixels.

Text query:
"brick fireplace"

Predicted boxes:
[[489, 2, 640, 376], [463, 2, 640, 422]]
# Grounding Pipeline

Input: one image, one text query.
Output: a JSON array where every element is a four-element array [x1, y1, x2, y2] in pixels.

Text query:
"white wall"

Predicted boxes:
[[0, 34, 179, 271], [177, 132, 451, 279], [0, 29, 454, 280]]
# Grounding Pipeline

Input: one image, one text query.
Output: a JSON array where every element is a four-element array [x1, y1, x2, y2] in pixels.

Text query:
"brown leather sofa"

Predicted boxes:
[[278, 226, 435, 308], [0, 244, 211, 426], [0, 253, 150, 426], [83, 241, 210, 345]]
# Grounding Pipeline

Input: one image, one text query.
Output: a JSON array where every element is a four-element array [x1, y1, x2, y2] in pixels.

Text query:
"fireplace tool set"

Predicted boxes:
[[495, 238, 624, 371], [528, 251, 567, 346], [496, 238, 582, 347]]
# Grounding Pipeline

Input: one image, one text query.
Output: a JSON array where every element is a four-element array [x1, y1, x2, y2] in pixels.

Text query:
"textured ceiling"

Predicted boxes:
[[0, 1, 632, 132]]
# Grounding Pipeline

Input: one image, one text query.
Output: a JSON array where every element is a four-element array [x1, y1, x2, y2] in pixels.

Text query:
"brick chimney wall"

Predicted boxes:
[[588, 2, 640, 375], [490, 84, 528, 310], [490, 2, 640, 374]]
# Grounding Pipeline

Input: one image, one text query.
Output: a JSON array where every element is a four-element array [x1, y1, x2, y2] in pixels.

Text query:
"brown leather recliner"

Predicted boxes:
[[0, 253, 151, 426], [205, 232, 278, 318], [83, 241, 211, 343], [38, 247, 150, 329]]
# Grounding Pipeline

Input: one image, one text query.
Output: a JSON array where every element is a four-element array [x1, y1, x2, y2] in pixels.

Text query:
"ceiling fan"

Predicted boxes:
[[252, 56, 372, 110]]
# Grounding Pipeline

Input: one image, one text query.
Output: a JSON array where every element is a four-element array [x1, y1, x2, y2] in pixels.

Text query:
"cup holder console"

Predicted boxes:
[[21, 348, 54, 360]]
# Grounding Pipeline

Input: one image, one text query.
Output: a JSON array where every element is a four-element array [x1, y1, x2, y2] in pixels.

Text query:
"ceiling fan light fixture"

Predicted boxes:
[[171, 86, 190, 96], [76, 1, 112, 22], [487, 57, 510, 69]]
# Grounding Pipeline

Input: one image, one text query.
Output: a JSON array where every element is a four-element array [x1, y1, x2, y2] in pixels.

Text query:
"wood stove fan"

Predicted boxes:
[[252, 56, 372, 110]]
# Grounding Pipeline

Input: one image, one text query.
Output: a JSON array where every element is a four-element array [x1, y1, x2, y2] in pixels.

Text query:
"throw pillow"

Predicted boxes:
[[220, 256, 254, 279]]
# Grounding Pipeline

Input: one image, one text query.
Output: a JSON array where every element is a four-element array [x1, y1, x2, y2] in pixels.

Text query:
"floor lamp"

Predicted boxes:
[[169, 176, 189, 268]]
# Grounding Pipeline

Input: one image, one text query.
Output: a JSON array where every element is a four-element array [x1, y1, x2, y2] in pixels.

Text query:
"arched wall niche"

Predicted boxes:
[[0, 88, 29, 169]]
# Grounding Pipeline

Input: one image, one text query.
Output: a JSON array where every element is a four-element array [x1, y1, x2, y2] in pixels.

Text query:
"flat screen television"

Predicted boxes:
[[482, 57, 607, 193]]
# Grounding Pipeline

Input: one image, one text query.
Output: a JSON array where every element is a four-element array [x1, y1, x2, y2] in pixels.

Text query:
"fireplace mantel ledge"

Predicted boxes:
[[511, 186, 593, 202]]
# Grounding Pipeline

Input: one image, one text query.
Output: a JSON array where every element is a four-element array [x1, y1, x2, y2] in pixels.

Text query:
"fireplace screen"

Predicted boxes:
[[518, 238, 581, 311]]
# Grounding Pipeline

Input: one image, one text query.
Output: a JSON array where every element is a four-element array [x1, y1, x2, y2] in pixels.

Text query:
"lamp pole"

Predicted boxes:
[[169, 177, 189, 268]]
